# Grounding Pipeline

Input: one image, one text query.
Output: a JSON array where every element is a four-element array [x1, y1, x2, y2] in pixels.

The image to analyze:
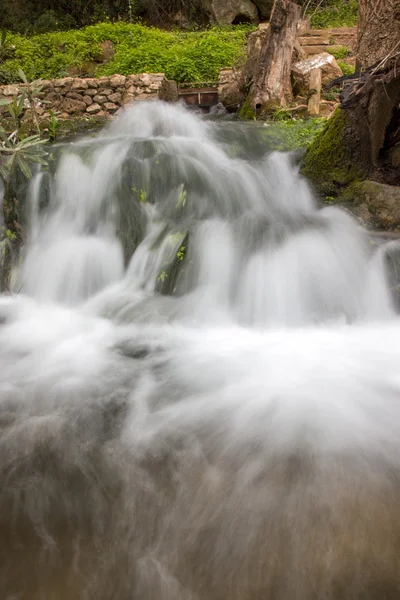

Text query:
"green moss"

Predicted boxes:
[[239, 95, 256, 120], [302, 108, 363, 193]]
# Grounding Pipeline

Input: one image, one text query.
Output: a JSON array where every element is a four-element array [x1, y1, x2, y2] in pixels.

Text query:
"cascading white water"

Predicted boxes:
[[1, 102, 400, 599]]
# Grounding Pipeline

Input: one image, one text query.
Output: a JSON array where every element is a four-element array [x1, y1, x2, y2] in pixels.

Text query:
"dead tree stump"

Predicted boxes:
[[250, 0, 301, 113]]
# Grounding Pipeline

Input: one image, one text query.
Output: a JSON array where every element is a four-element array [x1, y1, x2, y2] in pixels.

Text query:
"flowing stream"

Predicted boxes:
[[1, 102, 400, 599]]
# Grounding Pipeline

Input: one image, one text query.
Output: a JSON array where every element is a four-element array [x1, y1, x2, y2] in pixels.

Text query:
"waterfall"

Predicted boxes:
[[1, 101, 400, 599]]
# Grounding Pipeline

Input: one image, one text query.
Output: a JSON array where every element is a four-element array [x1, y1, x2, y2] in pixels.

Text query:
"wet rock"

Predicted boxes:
[[346, 181, 400, 229], [159, 79, 179, 102]]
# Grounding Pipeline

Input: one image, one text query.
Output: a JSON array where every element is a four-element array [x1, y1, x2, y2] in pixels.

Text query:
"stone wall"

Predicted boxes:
[[0, 73, 178, 121]]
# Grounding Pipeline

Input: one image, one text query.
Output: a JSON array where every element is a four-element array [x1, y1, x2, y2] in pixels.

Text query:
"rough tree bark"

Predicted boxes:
[[356, 0, 400, 69], [250, 0, 301, 112], [303, 0, 400, 201]]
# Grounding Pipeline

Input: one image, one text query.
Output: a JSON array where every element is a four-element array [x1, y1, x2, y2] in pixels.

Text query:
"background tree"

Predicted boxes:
[[303, 0, 400, 192], [356, 0, 400, 69]]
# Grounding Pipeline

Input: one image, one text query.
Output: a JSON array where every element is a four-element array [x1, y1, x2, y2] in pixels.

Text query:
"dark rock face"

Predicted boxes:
[[207, 0, 259, 24], [252, 0, 274, 19]]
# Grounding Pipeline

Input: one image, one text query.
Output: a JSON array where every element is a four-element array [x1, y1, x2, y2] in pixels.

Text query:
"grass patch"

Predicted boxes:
[[0, 22, 253, 84], [308, 0, 358, 28]]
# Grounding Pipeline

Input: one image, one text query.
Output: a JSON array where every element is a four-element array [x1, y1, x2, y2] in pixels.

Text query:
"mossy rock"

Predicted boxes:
[[301, 108, 364, 194], [239, 95, 256, 120], [338, 180, 400, 230]]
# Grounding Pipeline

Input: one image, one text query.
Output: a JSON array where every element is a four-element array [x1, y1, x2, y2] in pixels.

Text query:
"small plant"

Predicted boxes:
[[18, 68, 48, 135], [337, 60, 354, 76], [271, 108, 293, 122], [47, 109, 60, 140], [157, 269, 168, 282], [139, 189, 147, 204], [177, 245, 185, 261], [0, 125, 48, 181], [176, 185, 187, 208], [328, 45, 350, 60]]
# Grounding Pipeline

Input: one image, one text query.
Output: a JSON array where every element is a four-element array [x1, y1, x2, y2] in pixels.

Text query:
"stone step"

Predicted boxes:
[[299, 35, 330, 46], [301, 45, 332, 55]]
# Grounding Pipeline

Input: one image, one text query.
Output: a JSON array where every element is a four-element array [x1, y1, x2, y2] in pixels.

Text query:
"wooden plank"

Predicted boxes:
[[308, 67, 322, 116]]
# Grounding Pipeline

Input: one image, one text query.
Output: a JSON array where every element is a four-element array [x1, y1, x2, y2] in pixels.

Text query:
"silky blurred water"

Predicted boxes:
[[1, 102, 400, 600]]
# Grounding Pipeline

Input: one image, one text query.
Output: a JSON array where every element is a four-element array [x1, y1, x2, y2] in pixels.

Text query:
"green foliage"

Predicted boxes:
[[177, 245, 185, 261], [47, 110, 60, 140], [327, 45, 350, 60], [308, 0, 358, 28], [337, 60, 354, 76], [157, 269, 168, 282], [0, 126, 48, 182], [0, 22, 252, 84], [261, 118, 326, 152]]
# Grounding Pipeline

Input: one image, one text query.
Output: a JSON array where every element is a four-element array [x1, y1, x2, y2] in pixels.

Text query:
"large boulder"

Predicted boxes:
[[208, 0, 259, 24], [252, 0, 274, 19], [291, 52, 343, 95], [344, 181, 400, 230]]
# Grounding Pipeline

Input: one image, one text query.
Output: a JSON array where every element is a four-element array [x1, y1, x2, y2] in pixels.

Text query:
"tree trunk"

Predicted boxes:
[[250, 0, 301, 112], [356, 0, 400, 69]]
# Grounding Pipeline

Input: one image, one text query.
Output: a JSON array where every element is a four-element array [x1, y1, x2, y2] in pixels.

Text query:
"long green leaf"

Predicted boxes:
[[0, 98, 11, 106], [0, 163, 9, 181], [26, 155, 48, 166], [16, 155, 32, 179], [18, 69, 28, 84]]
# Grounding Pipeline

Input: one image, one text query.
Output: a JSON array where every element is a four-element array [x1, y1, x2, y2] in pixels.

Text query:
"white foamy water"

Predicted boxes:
[[1, 102, 400, 599]]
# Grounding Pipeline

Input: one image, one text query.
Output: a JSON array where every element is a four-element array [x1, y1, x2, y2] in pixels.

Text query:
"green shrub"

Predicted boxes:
[[308, 0, 358, 28], [337, 60, 354, 76], [327, 45, 350, 59], [0, 22, 253, 84]]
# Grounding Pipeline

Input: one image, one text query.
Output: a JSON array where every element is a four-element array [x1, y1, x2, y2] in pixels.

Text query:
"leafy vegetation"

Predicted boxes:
[[337, 60, 354, 76], [0, 0, 209, 33], [0, 22, 253, 84], [327, 45, 351, 60], [307, 0, 358, 29], [261, 118, 326, 152]]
